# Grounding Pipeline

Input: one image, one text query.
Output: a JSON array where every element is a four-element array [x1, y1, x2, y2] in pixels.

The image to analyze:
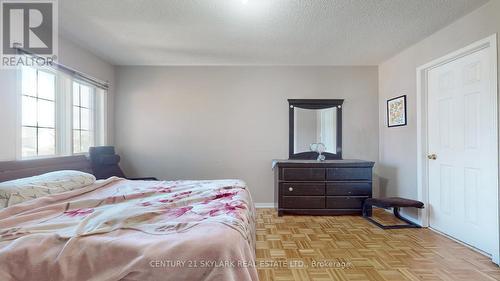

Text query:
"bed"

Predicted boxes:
[[0, 156, 257, 281]]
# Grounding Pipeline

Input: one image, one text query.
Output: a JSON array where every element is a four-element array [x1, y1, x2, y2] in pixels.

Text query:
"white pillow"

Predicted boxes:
[[0, 170, 96, 208]]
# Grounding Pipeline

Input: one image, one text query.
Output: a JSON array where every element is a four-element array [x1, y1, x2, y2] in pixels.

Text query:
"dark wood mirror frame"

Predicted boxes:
[[288, 99, 344, 160]]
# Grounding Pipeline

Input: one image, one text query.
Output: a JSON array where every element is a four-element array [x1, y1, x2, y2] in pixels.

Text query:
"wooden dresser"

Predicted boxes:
[[274, 160, 375, 216]]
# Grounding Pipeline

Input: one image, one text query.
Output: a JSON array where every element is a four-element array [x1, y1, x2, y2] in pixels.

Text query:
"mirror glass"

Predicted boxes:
[[293, 107, 337, 154]]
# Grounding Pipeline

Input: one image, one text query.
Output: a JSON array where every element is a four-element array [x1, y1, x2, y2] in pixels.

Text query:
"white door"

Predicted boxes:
[[427, 46, 497, 255]]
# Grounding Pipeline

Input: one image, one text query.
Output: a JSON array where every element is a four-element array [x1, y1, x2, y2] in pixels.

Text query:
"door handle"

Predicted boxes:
[[427, 154, 437, 160]]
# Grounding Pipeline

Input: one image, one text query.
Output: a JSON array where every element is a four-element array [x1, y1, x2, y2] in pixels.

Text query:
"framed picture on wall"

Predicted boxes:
[[387, 95, 407, 127]]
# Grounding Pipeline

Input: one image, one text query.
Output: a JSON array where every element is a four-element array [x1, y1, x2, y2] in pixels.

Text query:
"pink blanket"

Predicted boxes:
[[0, 178, 258, 281]]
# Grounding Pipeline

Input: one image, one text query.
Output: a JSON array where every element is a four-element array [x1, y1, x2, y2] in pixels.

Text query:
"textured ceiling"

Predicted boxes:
[[59, 0, 489, 65]]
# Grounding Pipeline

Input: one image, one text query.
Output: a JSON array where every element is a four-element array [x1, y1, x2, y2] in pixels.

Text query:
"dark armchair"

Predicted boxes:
[[88, 146, 157, 181]]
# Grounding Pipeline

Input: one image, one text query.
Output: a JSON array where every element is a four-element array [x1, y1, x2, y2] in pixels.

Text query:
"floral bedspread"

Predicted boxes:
[[0, 178, 258, 281], [0, 178, 255, 247]]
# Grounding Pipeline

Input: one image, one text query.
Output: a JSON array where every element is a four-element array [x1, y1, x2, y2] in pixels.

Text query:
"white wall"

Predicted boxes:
[[378, 0, 500, 220], [114, 66, 379, 204], [0, 69, 18, 160], [0, 37, 115, 160]]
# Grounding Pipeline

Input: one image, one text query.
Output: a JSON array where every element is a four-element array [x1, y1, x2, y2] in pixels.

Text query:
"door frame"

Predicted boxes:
[[416, 34, 499, 263]]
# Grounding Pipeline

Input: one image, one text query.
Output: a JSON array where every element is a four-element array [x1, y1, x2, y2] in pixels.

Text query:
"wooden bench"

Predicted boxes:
[[362, 197, 424, 229]]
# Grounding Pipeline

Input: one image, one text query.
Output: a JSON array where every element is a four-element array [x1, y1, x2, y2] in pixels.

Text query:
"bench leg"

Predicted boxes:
[[393, 208, 421, 228], [362, 205, 372, 217], [363, 206, 422, 229], [362, 200, 373, 217]]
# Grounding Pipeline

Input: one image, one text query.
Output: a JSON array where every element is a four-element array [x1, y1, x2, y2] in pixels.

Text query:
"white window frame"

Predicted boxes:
[[17, 66, 60, 159], [71, 80, 97, 155], [16, 66, 107, 160]]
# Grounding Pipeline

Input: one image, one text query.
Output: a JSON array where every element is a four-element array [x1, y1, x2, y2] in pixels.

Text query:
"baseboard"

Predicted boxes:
[[254, 203, 274, 208]]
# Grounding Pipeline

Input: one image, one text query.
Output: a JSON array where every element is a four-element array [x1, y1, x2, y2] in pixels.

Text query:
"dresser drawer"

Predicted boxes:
[[326, 182, 371, 196], [282, 196, 325, 209], [326, 196, 367, 209], [281, 183, 325, 196], [282, 168, 325, 181], [326, 168, 371, 181]]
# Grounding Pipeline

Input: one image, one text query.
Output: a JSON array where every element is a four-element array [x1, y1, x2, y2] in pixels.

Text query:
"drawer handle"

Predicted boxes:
[[288, 187, 294, 192]]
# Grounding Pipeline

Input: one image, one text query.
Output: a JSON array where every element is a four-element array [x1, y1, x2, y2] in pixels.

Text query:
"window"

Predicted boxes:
[[73, 82, 95, 154], [20, 66, 107, 159], [21, 68, 56, 158]]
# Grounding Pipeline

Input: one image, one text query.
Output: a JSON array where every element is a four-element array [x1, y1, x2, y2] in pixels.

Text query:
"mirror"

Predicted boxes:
[[294, 107, 337, 154], [289, 99, 343, 160]]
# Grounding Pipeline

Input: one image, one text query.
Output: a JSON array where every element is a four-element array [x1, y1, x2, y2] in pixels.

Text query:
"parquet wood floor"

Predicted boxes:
[[255, 208, 500, 281]]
